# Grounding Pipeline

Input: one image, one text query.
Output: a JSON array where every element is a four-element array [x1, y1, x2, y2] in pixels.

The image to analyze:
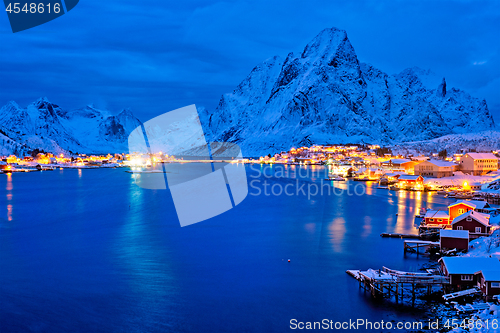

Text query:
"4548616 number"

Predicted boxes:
[[5, 2, 61, 14]]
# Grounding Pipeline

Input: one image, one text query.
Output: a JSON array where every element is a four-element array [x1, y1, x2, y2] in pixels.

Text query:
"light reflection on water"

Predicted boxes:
[[6, 173, 12, 221], [327, 217, 346, 253]]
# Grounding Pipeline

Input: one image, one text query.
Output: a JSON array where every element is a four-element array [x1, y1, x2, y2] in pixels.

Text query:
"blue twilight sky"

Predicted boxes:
[[0, 0, 499, 122]]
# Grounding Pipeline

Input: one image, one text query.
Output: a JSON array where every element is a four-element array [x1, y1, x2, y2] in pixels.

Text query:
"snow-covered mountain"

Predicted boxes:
[[392, 131, 500, 156], [0, 27, 495, 157], [204, 27, 495, 156], [0, 131, 29, 156], [0, 98, 142, 155]]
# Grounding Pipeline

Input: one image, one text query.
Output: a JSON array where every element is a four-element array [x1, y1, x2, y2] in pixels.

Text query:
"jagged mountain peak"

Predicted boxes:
[[300, 27, 349, 61], [117, 108, 134, 118], [2, 100, 21, 109], [31, 97, 56, 108], [204, 27, 495, 156]]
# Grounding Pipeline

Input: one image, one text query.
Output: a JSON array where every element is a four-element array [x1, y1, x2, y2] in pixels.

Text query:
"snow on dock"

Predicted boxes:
[[346, 270, 361, 280], [443, 287, 481, 301], [454, 302, 492, 313], [346, 267, 450, 304], [346, 266, 450, 304]]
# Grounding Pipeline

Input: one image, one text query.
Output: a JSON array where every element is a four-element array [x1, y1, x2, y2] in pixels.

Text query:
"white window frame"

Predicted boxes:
[[457, 226, 463, 230], [491, 282, 500, 288], [461, 275, 473, 281], [475, 227, 482, 234]]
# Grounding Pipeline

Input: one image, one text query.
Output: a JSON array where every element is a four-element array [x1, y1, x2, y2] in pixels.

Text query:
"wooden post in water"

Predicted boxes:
[[412, 283, 416, 307]]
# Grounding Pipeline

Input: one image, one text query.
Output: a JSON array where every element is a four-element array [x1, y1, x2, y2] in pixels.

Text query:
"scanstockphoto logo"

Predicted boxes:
[[3, 0, 78, 33], [128, 105, 248, 227]]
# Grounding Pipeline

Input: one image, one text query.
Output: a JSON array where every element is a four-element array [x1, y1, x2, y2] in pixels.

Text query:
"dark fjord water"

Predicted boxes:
[[0, 165, 455, 332]]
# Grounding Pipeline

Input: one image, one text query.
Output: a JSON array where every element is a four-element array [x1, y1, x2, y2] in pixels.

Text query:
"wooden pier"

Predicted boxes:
[[380, 233, 420, 239], [403, 240, 440, 254], [347, 267, 450, 305]]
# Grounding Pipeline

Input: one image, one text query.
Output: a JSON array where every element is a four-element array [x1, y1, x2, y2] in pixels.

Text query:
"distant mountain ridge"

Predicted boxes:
[[201, 27, 495, 156], [0, 98, 142, 155]]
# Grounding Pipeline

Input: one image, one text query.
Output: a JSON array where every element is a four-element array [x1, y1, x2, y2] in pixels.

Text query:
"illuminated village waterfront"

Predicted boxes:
[[4, 144, 500, 195]]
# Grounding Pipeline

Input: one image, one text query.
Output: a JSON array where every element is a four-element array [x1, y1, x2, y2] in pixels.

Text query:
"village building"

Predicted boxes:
[[439, 257, 500, 290], [413, 160, 457, 178], [424, 210, 450, 226], [381, 172, 402, 183], [459, 153, 499, 175], [400, 161, 420, 174], [440, 229, 469, 251], [448, 200, 491, 220], [0, 161, 10, 171], [465, 182, 483, 191], [421, 200, 492, 230], [451, 210, 491, 238], [397, 175, 424, 188], [383, 158, 409, 170], [448, 200, 479, 221], [475, 270, 500, 300]]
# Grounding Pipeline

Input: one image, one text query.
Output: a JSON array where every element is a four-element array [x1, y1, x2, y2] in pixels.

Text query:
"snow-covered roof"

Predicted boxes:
[[439, 257, 500, 275], [449, 200, 477, 209], [452, 210, 490, 226], [478, 270, 500, 281], [398, 175, 422, 181], [383, 172, 405, 178], [425, 210, 449, 219], [440, 229, 469, 239], [463, 200, 490, 209], [466, 153, 499, 160], [427, 160, 457, 167], [388, 159, 411, 164], [411, 156, 429, 161]]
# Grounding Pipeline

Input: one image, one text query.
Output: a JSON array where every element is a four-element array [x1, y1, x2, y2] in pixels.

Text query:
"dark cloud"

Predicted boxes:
[[0, 0, 498, 121]]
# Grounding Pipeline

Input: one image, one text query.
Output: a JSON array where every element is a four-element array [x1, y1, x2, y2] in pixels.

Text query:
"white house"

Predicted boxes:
[[459, 153, 499, 175], [414, 160, 457, 178]]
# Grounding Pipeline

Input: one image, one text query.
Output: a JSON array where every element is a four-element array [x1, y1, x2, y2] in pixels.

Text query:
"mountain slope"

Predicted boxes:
[[205, 27, 495, 156], [0, 99, 142, 155], [392, 131, 500, 155]]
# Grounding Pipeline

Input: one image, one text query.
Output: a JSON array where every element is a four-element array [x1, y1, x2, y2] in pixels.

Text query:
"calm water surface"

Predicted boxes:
[[0, 165, 455, 332]]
